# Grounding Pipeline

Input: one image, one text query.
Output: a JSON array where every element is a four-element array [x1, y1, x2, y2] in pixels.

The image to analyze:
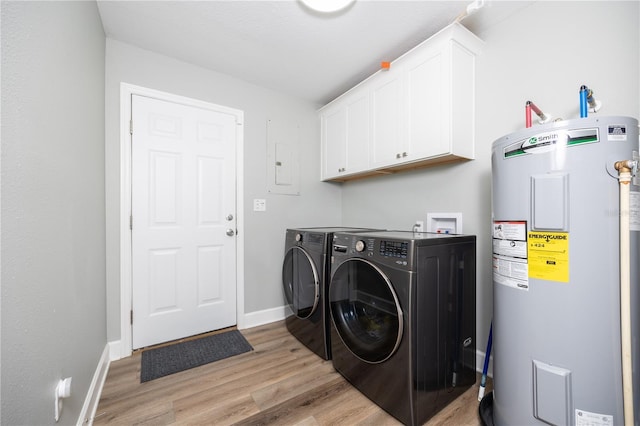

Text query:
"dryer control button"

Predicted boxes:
[[295, 233, 302, 242], [355, 240, 366, 252]]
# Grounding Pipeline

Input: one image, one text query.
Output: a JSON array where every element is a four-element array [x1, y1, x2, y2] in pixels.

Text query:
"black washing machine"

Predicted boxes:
[[329, 230, 476, 425], [282, 227, 379, 360]]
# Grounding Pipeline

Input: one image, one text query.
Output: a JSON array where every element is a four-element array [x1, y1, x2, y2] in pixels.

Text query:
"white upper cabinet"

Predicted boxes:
[[321, 88, 370, 180], [403, 42, 447, 161], [322, 103, 347, 179], [369, 69, 404, 169], [320, 23, 483, 182]]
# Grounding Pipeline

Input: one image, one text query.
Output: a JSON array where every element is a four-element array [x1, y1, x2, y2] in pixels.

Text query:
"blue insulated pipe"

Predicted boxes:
[[580, 85, 588, 117], [478, 322, 493, 401]]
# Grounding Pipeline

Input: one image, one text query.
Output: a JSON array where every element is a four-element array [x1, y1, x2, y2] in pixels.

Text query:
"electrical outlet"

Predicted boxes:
[[414, 221, 424, 232]]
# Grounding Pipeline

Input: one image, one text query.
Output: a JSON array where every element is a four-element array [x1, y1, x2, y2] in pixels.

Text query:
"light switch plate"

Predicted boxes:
[[253, 199, 266, 211]]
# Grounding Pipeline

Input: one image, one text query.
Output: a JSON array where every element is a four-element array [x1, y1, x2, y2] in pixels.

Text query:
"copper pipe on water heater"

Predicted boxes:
[[614, 159, 636, 426]]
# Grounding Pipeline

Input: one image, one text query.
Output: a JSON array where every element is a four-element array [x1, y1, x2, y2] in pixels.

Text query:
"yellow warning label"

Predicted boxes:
[[527, 231, 569, 282]]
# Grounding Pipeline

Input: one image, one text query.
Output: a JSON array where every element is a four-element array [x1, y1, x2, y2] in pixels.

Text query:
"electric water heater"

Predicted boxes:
[[491, 116, 640, 425]]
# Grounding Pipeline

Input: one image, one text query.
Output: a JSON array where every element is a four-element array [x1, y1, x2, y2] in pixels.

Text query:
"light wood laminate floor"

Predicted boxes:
[[94, 320, 490, 425]]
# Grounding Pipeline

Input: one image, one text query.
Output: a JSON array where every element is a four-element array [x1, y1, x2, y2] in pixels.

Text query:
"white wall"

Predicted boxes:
[[105, 39, 342, 342], [341, 1, 640, 354], [1, 2, 107, 424]]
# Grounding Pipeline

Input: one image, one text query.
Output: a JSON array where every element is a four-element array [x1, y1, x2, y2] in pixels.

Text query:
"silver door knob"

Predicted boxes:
[[226, 228, 235, 236], [226, 214, 234, 221]]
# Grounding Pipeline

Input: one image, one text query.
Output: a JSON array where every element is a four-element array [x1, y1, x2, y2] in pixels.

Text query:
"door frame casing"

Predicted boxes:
[[119, 83, 245, 358]]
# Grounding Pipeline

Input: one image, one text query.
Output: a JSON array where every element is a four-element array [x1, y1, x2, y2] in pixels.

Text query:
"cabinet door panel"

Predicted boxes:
[[450, 42, 475, 159], [346, 95, 369, 172], [406, 50, 449, 159], [322, 107, 347, 180], [370, 73, 403, 168]]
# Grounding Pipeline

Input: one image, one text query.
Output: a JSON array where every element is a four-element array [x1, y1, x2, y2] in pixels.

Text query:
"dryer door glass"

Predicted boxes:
[[282, 246, 320, 319], [329, 258, 403, 363]]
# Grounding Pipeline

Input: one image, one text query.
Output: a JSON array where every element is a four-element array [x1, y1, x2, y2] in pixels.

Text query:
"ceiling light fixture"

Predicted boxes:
[[300, 0, 355, 13]]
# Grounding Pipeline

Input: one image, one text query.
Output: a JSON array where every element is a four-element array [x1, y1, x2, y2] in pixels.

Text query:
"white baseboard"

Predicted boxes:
[[240, 305, 291, 329], [108, 340, 125, 361], [77, 344, 110, 426]]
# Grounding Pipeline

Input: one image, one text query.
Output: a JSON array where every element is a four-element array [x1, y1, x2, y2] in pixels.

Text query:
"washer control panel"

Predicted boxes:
[[380, 240, 408, 259], [333, 235, 375, 256], [293, 231, 325, 248], [332, 233, 415, 270]]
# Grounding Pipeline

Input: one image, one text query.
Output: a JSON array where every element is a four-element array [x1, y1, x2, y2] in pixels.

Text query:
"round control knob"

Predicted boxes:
[[295, 233, 303, 242], [355, 240, 366, 252]]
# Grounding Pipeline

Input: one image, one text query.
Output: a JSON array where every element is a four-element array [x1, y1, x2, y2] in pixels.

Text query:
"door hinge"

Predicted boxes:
[[130, 215, 133, 230], [129, 119, 133, 135], [130, 310, 133, 325]]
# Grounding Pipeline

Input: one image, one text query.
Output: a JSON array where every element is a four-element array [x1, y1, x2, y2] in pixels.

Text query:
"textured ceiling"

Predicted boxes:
[[97, 0, 476, 105]]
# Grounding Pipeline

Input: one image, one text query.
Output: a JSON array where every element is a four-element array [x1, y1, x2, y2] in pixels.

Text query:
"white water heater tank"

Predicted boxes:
[[491, 116, 640, 425]]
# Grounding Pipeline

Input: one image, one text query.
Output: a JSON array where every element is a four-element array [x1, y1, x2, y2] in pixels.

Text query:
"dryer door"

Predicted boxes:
[[329, 258, 403, 363], [282, 246, 320, 319]]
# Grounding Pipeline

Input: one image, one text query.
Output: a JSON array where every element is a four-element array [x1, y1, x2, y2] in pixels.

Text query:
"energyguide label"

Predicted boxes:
[[528, 231, 569, 282]]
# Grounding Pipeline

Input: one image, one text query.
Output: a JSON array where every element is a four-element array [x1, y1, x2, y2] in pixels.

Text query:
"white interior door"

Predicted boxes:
[[131, 94, 238, 349]]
